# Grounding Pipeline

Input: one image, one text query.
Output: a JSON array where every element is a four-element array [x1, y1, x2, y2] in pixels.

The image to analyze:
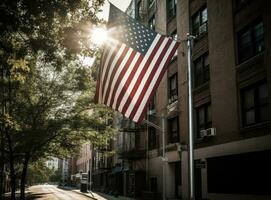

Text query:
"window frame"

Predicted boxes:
[[168, 73, 178, 104], [237, 19, 264, 64], [148, 126, 157, 150], [167, 0, 177, 20], [196, 103, 212, 138], [241, 80, 269, 127], [193, 52, 210, 88], [170, 30, 178, 59], [148, 93, 156, 111], [168, 116, 180, 144], [136, 0, 143, 20], [192, 5, 208, 36], [148, 15, 155, 31]]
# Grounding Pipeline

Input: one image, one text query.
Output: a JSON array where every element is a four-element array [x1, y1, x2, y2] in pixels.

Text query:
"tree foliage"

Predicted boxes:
[[0, 0, 113, 199], [26, 160, 54, 185]]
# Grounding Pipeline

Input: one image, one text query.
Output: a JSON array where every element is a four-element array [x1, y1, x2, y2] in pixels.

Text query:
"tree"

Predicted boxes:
[[0, 1, 112, 200], [26, 160, 53, 185], [49, 169, 62, 183]]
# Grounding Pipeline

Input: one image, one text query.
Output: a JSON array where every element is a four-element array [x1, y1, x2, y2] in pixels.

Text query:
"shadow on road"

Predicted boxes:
[[26, 192, 51, 200], [3, 191, 52, 200], [57, 185, 73, 191]]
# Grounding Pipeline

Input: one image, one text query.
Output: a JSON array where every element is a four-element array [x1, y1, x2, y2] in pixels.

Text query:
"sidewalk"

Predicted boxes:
[[60, 186, 135, 200]]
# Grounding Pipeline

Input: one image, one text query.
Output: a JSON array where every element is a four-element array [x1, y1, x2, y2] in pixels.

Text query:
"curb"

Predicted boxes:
[[58, 186, 97, 200], [72, 190, 97, 200]]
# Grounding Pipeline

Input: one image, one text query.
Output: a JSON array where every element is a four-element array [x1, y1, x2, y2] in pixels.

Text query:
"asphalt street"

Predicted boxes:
[[28, 185, 92, 200]]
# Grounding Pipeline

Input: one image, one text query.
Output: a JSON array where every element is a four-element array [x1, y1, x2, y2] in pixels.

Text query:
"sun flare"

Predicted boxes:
[[91, 27, 108, 46]]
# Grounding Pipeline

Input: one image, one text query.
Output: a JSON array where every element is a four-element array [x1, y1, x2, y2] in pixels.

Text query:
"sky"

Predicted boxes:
[[98, 0, 132, 20], [81, 0, 132, 67]]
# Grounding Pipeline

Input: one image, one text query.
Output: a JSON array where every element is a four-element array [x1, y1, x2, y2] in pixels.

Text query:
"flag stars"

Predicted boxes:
[[108, 7, 158, 55]]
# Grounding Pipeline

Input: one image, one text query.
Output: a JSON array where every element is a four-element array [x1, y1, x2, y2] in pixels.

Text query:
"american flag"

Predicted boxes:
[[95, 4, 179, 123]]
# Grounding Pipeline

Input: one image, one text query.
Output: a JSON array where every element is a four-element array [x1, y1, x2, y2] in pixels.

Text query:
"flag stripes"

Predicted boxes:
[[123, 36, 169, 117], [134, 41, 179, 122], [118, 35, 162, 113], [95, 35, 178, 123], [128, 39, 175, 120], [94, 3, 180, 123]]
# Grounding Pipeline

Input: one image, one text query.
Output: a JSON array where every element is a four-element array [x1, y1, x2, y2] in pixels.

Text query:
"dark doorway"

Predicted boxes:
[[195, 160, 202, 200], [175, 161, 182, 198]]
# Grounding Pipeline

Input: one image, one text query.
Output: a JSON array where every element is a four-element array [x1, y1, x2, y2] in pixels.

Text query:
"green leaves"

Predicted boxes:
[[26, 159, 54, 184], [1, 114, 21, 131], [1, 1, 114, 198]]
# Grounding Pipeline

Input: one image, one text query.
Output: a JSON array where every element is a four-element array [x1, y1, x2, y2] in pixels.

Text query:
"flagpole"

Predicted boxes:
[[187, 33, 196, 200], [161, 115, 166, 200]]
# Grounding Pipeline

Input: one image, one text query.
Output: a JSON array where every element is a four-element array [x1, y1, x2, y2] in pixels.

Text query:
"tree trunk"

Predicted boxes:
[[9, 170, 16, 200], [6, 131, 16, 200], [0, 160, 4, 200], [8, 153, 16, 200], [19, 155, 30, 200], [0, 134, 5, 200]]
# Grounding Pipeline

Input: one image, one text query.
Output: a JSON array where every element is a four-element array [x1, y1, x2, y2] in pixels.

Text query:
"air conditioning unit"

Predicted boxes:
[[147, 109, 155, 115], [199, 23, 207, 35], [206, 127, 216, 136], [200, 128, 216, 138], [200, 129, 207, 138]]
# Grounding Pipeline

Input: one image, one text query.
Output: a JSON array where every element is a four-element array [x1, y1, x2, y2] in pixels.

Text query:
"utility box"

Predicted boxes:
[[80, 183, 88, 192], [80, 172, 88, 192]]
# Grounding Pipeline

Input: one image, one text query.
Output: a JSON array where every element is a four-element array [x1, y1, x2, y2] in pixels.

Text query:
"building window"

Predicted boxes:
[[167, 0, 177, 19], [196, 103, 212, 138], [136, 0, 144, 20], [194, 53, 210, 88], [169, 73, 178, 104], [148, 15, 155, 30], [237, 19, 264, 64], [170, 30, 178, 58], [170, 29, 178, 41], [241, 80, 269, 127], [148, 127, 156, 149], [192, 6, 208, 36], [168, 116, 179, 143], [149, 93, 156, 111]]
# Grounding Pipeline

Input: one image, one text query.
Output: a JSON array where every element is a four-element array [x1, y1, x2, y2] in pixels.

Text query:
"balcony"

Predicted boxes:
[[167, 99, 179, 116]]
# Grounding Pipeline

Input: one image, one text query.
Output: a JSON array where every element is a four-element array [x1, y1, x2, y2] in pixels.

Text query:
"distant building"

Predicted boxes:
[[71, 143, 93, 188], [61, 159, 69, 183], [46, 157, 59, 171]]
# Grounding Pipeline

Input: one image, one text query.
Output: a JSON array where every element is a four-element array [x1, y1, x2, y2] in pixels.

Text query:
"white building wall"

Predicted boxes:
[[46, 157, 59, 171]]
